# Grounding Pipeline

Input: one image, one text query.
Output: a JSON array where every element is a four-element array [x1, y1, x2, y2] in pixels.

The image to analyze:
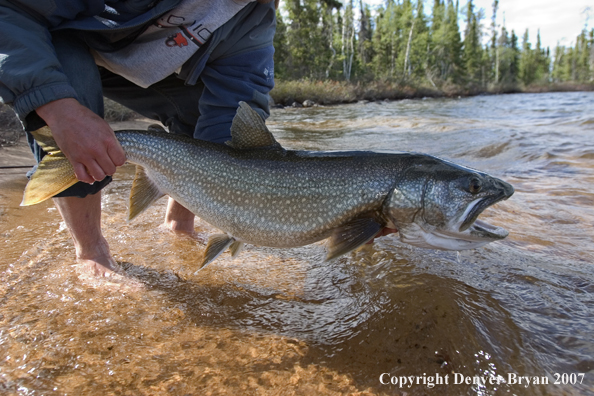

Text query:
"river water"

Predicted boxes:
[[0, 92, 593, 395]]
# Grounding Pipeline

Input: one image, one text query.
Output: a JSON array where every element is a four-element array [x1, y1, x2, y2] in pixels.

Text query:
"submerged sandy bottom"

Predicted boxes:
[[2, 94, 594, 395]]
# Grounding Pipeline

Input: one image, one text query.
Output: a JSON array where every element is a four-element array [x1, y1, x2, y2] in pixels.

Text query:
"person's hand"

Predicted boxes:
[[36, 98, 127, 184]]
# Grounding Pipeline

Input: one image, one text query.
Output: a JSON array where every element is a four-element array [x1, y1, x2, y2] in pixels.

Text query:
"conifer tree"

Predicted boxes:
[[490, 0, 499, 83], [551, 44, 567, 82], [341, 0, 356, 81], [518, 29, 536, 85], [284, 0, 327, 79], [462, 0, 484, 84], [432, 0, 463, 82], [428, 0, 446, 81], [321, 0, 342, 79], [273, 9, 289, 80], [372, 0, 399, 78], [398, 0, 415, 78], [407, 0, 430, 80], [534, 30, 550, 81], [358, 0, 372, 67], [496, 26, 520, 86], [269, 0, 587, 90]]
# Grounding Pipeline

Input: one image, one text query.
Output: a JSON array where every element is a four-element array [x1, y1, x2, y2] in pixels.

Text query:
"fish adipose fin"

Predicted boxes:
[[196, 234, 237, 272], [21, 126, 78, 206], [128, 165, 165, 221], [226, 101, 282, 150], [326, 217, 383, 260]]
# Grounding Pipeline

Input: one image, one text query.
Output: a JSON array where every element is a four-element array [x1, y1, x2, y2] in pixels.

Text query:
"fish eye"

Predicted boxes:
[[469, 177, 482, 194]]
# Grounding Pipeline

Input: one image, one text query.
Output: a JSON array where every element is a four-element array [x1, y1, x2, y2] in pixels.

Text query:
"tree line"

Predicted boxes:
[[273, 0, 594, 89]]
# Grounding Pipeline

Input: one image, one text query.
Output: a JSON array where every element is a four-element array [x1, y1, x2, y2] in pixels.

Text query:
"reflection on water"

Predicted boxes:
[[1, 92, 594, 395]]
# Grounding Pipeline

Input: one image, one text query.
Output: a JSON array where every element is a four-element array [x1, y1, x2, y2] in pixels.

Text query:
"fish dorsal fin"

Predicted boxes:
[[128, 165, 165, 221], [326, 217, 383, 261], [21, 127, 78, 206], [196, 234, 236, 272], [227, 101, 281, 149]]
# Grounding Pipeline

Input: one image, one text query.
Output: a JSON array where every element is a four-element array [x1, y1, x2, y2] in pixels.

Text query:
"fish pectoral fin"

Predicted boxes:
[[197, 234, 236, 272], [326, 218, 383, 261], [128, 165, 165, 221], [21, 127, 78, 206], [226, 101, 282, 150]]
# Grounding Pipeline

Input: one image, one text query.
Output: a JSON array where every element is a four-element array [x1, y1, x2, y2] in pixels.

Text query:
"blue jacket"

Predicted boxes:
[[0, 0, 275, 141]]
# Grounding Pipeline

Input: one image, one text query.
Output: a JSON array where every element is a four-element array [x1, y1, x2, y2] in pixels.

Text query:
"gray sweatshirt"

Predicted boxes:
[[94, 0, 254, 88]]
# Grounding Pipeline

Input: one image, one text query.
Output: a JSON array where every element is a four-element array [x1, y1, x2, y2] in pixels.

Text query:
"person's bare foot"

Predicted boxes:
[[75, 258, 142, 291], [163, 197, 196, 235], [77, 253, 121, 277]]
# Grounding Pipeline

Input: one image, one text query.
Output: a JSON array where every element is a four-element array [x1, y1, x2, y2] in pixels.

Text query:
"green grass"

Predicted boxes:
[[270, 79, 446, 105], [270, 79, 594, 106]]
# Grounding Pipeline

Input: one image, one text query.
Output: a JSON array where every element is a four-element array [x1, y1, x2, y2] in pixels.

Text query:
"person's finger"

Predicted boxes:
[[72, 162, 94, 184], [95, 154, 117, 177], [107, 140, 127, 167], [84, 159, 107, 182]]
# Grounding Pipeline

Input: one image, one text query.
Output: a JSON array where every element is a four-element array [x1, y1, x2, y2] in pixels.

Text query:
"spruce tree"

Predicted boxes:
[[462, 0, 483, 84]]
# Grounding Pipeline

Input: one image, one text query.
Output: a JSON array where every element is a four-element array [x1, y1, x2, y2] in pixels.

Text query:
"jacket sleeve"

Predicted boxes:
[[0, 1, 103, 120]]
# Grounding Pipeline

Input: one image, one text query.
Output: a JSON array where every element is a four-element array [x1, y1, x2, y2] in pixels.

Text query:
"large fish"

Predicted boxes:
[[22, 102, 514, 270]]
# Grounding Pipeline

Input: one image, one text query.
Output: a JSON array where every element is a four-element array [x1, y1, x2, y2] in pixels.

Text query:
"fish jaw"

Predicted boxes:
[[384, 158, 514, 251], [397, 216, 510, 251]]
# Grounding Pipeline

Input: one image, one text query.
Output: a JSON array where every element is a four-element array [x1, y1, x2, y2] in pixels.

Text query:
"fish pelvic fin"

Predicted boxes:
[[196, 234, 236, 273], [128, 165, 165, 222], [229, 240, 244, 257], [21, 126, 78, 206], [326, 217, 383, 261], [226, 101, 282, 150]]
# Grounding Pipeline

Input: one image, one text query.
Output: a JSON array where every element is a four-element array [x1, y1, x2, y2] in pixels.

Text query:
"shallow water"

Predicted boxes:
[[1, 92, 593, 395]]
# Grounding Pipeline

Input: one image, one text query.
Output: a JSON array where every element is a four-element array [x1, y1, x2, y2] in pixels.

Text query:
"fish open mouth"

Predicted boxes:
[[467, 217, 508, 239], [457, 194, 510, 240]]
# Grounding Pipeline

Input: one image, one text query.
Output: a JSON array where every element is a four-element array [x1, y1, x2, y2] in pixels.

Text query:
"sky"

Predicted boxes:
[[364, 0, 594, 50]]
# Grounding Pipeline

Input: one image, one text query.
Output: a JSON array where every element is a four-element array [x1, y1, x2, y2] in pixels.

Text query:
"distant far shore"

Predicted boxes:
[[1, 81, 593, 146], [269, 80, 594, 108]]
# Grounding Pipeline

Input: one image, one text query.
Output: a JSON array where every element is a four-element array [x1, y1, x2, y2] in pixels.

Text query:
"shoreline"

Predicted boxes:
[[269, 80, 594, 107]]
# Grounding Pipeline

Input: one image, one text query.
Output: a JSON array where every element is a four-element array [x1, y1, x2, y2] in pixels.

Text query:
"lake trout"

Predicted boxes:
[[22, 102, 514, 270]]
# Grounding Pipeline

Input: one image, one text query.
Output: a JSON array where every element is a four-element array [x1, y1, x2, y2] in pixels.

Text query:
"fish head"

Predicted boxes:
[[384, 155, 514, 250]]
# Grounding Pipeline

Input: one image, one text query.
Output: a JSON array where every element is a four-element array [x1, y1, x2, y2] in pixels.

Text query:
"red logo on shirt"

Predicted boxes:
[[166, 33, 188, 48]]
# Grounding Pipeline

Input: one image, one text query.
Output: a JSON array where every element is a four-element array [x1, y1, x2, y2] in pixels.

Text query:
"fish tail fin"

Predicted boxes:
[[30, 126, 60, 152], [21, 127, 78, 206]]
